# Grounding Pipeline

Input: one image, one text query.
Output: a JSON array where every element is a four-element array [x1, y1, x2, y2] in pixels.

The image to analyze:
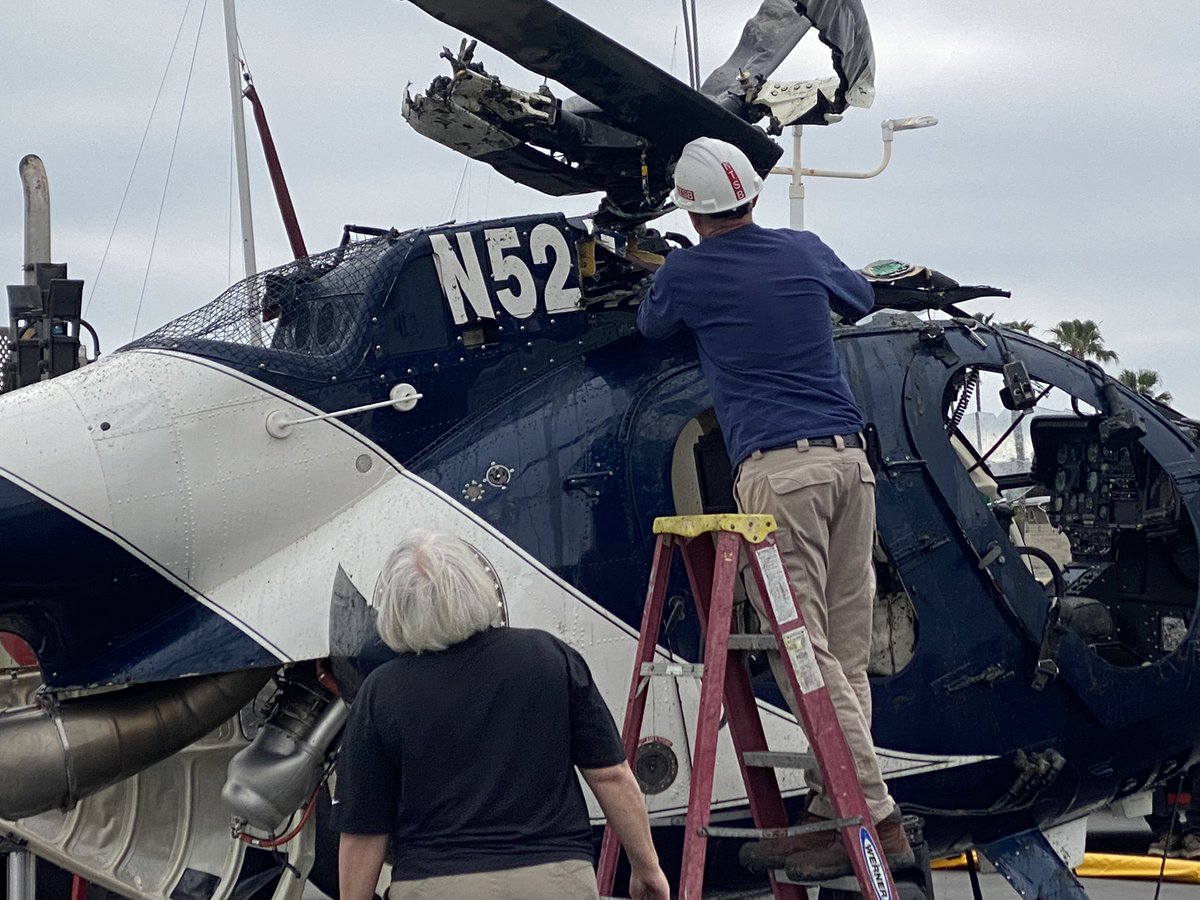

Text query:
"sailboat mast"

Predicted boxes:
[[222, 0, 256, 279]]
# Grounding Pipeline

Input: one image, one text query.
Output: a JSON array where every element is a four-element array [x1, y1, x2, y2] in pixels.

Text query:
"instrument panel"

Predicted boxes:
[[1031, 416, 1178, 560]]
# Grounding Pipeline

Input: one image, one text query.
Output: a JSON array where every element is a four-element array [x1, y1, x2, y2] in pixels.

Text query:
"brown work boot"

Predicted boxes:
[[783, 809, 916, 881], [739, 812, 838, 871]]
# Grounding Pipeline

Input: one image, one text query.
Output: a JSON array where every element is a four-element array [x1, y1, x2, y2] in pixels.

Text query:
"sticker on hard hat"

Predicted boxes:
[[720, 162, 746, 201], [677, 186, 695, 201], [858, 826, 893, 900]]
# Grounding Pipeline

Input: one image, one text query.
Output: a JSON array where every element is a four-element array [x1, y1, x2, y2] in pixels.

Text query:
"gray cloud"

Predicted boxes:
[[2, 0, 1197, 407]]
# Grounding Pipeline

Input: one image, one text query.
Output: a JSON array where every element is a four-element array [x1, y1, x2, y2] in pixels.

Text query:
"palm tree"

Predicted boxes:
[[972, 313, 1036, 334], [1118, 368, 1173, 404], [1001, 319, 1036, 334], [1048, 319, 1119, 364]]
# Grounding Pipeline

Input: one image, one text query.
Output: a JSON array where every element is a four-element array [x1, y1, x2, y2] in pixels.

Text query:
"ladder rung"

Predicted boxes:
[[700, 816, 859, 839], [741, 750, 816, 769], [774, 871, 862, 890], [727, 634, 778, 651], [638, 662, 704, 678]]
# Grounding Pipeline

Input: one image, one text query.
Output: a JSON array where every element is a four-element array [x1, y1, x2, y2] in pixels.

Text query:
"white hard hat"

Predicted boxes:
[[671, 137, 764, 214]]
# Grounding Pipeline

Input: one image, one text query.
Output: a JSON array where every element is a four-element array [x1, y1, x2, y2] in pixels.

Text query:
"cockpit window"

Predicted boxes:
[[944, 365, 1197, 668], [121, 235, 405, 382]]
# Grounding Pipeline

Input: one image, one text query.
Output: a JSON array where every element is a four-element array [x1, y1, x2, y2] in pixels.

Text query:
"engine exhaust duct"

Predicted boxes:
[[0, 668, 272, 821]]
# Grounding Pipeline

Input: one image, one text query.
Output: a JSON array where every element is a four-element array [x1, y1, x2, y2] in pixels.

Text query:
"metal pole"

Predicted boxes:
[[222, 0, 256, 279], [19, 156, 50, 287], [788, 125, 804, 231], [7, 850, 36, 899]]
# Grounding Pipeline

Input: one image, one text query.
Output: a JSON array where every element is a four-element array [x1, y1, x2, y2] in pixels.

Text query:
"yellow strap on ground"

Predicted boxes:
[[652, 514, 776, 543], [932, 852, 1200, 884]]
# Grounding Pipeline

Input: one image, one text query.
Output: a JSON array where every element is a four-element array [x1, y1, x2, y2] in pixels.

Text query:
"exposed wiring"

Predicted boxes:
[[85, 0, 196, 318]]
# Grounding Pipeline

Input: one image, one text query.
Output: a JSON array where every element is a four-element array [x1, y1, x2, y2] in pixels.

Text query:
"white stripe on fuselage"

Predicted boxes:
[[0, 349, 995, 816]]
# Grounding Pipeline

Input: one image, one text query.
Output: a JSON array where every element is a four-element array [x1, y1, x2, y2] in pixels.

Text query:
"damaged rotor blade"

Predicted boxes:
[[719, 0, 874, 133], [403, 48, 629, 198], [699, 0, 814, 111], [792, 0, 875, 111], [403, 0, 783, 174]]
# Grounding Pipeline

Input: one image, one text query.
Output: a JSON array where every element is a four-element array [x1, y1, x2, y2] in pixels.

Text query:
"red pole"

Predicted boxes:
[[70, 875, 89, 900], [243, 80, 309, 260]]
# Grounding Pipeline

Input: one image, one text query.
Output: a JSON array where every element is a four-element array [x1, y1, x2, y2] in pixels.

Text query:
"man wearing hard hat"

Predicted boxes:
[[637, 136, 913, 881]]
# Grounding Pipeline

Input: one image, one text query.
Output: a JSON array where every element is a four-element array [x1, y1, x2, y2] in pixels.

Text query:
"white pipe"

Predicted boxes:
[[800, 141, 892, 180], [770, 116, 937, 229], [19, 156, 50, 287], [788, 125, 804, 231], [6, 851, 35, 900], [222, 0, 256, 279]]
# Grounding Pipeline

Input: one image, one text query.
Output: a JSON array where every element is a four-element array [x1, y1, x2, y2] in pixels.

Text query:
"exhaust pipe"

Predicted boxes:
[[19, 154, 50, 288], [0, 667, 272, 820]]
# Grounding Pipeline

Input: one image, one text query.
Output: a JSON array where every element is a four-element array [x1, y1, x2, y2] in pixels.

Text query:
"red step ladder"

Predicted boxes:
[[596, 514, 898, 900]]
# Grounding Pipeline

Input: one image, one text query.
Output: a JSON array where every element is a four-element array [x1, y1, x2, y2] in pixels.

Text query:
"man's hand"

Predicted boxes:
[[629, 863, 671, 900]]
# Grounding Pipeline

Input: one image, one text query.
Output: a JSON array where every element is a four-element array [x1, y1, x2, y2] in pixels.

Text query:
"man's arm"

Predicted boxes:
[[809, 237, 875, 321], [339, 832, 388, 900], [636, 268, 685, 340], [580, 763, 671, 900]]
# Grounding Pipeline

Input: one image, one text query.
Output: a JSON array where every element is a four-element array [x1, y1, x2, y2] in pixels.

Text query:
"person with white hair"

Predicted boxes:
[[334, 529, 670, 900]]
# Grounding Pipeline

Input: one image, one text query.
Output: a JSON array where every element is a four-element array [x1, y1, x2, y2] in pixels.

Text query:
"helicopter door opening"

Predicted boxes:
[[945, 367, 1198, 667], [669, 413, 919, 677]]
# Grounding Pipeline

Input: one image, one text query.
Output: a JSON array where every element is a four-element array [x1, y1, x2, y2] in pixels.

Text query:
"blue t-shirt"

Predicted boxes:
[[637, 223, 874, 469]]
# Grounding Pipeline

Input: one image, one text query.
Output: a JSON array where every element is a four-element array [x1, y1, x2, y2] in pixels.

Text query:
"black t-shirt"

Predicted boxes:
[[332, 626, 626, 881]]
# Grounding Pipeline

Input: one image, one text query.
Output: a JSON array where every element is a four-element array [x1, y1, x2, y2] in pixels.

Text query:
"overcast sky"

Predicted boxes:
[[1, 2, 1197, 409]]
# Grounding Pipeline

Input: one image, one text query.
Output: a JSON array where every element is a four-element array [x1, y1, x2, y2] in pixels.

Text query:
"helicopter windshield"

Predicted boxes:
[[122, 236, 402, 382], [946, 366, 1198, 669]]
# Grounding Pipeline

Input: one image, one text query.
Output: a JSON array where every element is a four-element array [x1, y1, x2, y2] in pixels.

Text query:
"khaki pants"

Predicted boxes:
[[387, 859, 598, 900], [734, 442, 896, 822]]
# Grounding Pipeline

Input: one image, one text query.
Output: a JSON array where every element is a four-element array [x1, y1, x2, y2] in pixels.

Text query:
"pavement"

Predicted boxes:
[[303, 810, 1198, 898]]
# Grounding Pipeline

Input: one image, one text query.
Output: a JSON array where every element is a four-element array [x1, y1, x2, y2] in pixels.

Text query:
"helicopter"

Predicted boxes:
[[2, 1, 1199, 898]]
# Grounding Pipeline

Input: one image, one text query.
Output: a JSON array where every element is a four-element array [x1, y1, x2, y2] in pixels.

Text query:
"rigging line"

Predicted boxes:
[[689, 0, 701, 90], [227, 118, 235, 283], [447, 158, 470, 221], [669, 26, 679, 78], [131, 0, 211, 340], [84, 0, 197, 318], [679, 0, 696, 90]]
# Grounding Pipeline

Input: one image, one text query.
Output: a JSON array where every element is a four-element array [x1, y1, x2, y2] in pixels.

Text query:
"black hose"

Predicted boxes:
[[1011, 544, 1066, 598]]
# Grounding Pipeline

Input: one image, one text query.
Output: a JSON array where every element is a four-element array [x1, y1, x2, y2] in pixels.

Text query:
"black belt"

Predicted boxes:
[[760, 433, 863, 453]]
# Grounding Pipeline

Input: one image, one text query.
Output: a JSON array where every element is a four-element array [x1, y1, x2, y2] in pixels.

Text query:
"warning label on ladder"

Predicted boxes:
[[755, 546, 798, 625], [781, 626, 825, 693]]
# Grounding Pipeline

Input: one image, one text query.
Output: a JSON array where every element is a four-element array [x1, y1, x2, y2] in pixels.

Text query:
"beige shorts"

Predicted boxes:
[[387, 859, 599, 900]]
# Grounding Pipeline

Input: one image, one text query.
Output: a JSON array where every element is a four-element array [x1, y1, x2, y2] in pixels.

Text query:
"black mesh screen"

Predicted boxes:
[[123, 235, 403, 382]]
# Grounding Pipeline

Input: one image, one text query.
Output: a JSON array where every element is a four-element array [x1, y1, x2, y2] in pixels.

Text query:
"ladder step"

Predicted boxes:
[[701, 815, 860, 839], [638, 661, 704, 678], [774, 871, 862, 889], [727, 634, 778, 651], [742, 750, 816, 769]]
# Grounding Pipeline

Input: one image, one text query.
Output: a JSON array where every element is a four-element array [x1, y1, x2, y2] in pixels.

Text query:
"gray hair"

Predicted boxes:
[[373, 530, 502, 654]]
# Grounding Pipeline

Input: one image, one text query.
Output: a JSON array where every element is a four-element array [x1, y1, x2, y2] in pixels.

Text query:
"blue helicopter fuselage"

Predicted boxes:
[[2, 212, 1197, 855]]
